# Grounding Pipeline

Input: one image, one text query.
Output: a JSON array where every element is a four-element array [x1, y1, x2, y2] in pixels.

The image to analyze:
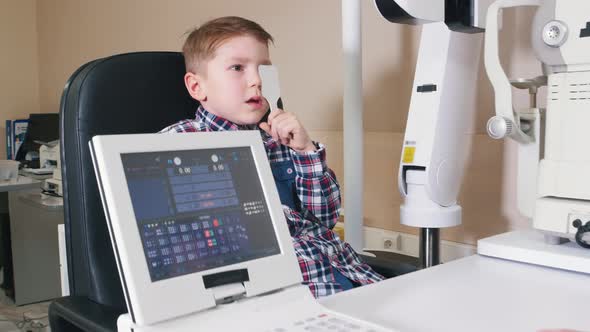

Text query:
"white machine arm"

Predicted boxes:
[[398, 23, 482, 228], [484, 0, 541, 143], [375, 0, 495, 267]]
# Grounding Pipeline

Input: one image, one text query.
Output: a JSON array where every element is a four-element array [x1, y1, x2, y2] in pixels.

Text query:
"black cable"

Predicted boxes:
[[572, 219, 590, 249], [0, 312, 49, 330], [15, 312, 49, 330]]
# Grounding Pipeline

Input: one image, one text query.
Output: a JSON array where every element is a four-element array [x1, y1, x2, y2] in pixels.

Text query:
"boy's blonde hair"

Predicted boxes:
[[183, 16, 274, 74]]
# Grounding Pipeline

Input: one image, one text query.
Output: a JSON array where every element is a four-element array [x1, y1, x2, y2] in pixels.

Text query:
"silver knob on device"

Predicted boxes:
[[542, 20, 568, 48], [487, 116, 513, 139]]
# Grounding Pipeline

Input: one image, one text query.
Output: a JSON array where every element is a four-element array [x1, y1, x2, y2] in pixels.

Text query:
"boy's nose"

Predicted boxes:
[[249, 70, 262, 88]]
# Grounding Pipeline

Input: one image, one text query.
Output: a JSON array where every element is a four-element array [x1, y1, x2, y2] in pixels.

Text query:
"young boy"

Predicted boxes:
[[161, 16, 383, 298]]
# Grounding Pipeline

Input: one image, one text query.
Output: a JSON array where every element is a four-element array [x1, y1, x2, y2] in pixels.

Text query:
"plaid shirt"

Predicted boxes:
[[160, 106, 383, 297]]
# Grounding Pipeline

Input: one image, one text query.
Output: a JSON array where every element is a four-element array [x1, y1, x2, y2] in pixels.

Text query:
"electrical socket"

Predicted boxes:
[[382, 236, 400, 250], [383, 237, 394, 249]]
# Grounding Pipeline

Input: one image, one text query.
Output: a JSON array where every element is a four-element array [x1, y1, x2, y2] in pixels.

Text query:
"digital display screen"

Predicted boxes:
[[121, 147, 280, 282]]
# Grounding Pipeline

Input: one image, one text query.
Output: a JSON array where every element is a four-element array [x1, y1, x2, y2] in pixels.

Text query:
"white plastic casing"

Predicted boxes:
[[401, 170, 461, 228], [533, 1, 590, 235], [398, 22, 482, 228], [89, 132, 302, 327], [484, 0, 590, 245]]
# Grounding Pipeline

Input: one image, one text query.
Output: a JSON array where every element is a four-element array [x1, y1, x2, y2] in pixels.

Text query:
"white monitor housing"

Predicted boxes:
[[90, 131, 302, 326]]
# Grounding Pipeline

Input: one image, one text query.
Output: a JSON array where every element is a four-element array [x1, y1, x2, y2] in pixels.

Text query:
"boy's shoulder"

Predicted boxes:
[[159, 119, 209, 133]]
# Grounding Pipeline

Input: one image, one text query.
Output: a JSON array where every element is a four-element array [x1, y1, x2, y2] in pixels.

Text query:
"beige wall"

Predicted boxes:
[[26, 1, 546, 245], [35, 0, 419, 131], [0, 0, 40, 158]]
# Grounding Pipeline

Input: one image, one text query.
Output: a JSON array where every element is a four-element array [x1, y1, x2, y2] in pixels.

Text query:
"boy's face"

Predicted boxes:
[[186, 35, 271, 125]]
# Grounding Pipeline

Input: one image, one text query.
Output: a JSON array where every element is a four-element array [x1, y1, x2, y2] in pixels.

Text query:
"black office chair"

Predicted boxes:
[[49, 51, 417, 332], [49, 52, 198, 332]]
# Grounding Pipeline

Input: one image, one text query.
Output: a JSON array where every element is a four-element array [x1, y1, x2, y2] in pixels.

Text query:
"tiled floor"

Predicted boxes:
[[0, 271, 50, 332], [0, 317, 19, 332]]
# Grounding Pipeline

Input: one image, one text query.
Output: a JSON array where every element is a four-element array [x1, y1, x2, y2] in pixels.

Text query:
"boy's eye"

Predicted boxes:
[[230, 64, 243, 71]]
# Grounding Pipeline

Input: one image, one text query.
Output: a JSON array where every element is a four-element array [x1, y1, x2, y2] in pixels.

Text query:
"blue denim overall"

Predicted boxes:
[[270, 159, 354, 291]]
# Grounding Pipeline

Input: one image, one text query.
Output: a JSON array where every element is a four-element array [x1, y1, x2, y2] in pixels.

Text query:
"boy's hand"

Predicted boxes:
[[259, 108, 316, 153]]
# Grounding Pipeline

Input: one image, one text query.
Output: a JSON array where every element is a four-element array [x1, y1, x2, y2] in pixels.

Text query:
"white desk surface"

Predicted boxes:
[[320, 255, 590, 332], [0, 176, 41, 192]]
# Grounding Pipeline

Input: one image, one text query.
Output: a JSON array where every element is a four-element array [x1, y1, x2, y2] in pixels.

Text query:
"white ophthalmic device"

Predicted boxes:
[[375, 0, 590, 270], [478, 0, 590, 273]]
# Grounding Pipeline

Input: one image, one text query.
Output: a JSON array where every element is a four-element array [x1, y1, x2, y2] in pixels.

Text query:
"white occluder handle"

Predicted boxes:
[[259, 65, 281, 112]]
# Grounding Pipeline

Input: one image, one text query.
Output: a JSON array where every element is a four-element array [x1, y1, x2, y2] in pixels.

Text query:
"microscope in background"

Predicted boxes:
[[39, 140, 62, 196], [16, 113, 62, 196]]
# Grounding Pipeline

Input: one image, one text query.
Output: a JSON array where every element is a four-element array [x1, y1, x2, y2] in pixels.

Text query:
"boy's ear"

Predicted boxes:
[[184, 72, 207, 102]]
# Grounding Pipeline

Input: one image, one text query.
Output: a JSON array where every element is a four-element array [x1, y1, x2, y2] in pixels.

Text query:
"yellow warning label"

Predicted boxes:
[[402, 147, 416, 164]]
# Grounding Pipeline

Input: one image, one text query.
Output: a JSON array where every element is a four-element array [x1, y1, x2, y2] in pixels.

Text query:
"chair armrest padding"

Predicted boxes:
[[49, 296, 125, 332]]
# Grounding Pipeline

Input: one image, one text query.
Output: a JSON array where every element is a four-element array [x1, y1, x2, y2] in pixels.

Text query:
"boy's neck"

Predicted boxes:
[[197, 106, 257, 131]]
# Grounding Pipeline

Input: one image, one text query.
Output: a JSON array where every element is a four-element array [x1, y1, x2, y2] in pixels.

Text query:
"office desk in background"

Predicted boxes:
[[0, 176, 41, 192], [0, 176, 43, 298], [0, 176, 64, 305], [321, 255, 590, 332]]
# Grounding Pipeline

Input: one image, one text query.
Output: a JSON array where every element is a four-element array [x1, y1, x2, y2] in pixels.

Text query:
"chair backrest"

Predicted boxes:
[[60, 52, 199, 309]]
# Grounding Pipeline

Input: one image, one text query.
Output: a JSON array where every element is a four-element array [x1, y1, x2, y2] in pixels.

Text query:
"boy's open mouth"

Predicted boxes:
[[246, 96, 263, 107]]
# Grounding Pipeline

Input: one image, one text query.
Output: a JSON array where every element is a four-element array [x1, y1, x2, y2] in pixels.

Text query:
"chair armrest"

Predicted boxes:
[[360, 250, 420, 278], [49, 296, 125, 332]]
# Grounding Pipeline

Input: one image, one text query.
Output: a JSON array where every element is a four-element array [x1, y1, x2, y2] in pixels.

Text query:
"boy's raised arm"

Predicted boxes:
[[291, 144, 341, 229]]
